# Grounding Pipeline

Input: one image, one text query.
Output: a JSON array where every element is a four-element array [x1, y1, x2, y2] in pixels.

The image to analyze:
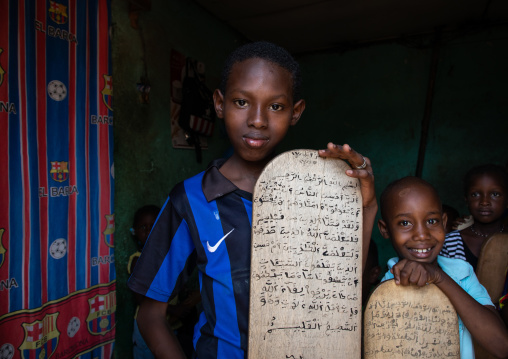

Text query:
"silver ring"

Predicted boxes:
[[355, 156, 367, 169]]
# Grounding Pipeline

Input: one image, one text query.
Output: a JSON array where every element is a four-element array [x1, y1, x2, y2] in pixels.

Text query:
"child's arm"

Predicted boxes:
[[318, 142, 377, 270], [137, 296, 187, 359], [392, 259, 508, 358]]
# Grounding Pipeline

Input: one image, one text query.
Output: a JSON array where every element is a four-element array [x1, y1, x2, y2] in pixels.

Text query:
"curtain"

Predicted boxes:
[[0, 1, 115, 358]]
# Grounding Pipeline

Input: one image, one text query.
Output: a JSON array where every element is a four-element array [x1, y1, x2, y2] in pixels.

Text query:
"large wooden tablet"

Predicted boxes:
[[364, 280, 460, 358], [474, 233, 508, 359], [248, 150, 363, 359]]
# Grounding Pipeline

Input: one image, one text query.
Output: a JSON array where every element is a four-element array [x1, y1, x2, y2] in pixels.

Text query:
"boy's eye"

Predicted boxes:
[[399, 220, 411, 227], [491, 192, 501, 198], [234, 99, 248, 108], [427, 218, 439, 225], [269, 103, 284, 111], [470, 192, 479, 198]]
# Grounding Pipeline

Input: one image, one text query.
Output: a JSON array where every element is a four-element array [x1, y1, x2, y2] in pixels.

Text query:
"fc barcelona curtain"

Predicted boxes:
[[0, 1, 115, 358]]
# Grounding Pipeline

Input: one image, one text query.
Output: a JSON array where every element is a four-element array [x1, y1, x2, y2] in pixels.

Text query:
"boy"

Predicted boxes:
[[377, 176, 508, 359], [128, 41, 378, 359]]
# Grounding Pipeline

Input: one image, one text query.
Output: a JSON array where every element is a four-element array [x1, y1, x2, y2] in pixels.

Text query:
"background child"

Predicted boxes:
[[377, 176, 508, 359], [128, 41, 378, 359], [440, 164, 508, 270], [128, 205, 160, 359]]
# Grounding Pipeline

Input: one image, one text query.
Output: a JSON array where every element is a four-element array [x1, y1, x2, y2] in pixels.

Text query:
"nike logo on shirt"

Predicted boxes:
[[207, 228, 235, 253]]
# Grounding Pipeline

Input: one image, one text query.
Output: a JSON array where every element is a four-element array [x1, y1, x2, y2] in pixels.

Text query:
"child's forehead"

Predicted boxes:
[[470, 172, 507, 188], [230, 58, 291, 81], [386, 183, 440, 210], [226, 58, 294, 96], [136, 212, 157, 223]]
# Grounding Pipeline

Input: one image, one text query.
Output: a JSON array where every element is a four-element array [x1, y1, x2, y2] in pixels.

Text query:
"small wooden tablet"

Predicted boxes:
[[363, 280, 460, 358], [474, 233, 508, 359], [476, 233, 508, 304], [249, 150, 363, 359]]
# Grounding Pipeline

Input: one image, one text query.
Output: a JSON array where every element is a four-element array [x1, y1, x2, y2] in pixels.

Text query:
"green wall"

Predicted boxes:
[[285, 25, 508, 268], [112, 0, 246, 357], [113, 0, 508, 353]]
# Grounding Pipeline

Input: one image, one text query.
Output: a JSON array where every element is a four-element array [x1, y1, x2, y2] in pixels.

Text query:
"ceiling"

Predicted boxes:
[[195, 0, 508, 54]]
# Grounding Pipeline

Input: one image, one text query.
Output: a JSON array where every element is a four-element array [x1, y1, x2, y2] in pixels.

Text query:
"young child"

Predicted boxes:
[[377, 176, 508, 359], [128, 41, 378, 359], [440, 164, 508, 270], [128, 205, 160, 359]]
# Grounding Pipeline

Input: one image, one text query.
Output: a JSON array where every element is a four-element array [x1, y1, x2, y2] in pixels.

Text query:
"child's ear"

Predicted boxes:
[[290, 99, 306, 126], [377, 219, 390, 239], [441, 212, 448, 230], [213, 89, 225, 119]]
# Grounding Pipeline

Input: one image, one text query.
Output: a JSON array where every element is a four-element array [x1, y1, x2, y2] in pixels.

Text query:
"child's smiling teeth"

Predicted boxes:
[[410, 247, 432, 253]]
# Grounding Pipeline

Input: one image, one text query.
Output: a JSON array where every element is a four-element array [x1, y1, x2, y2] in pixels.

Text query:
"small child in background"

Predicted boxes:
[[440, 164, 508, 270], [377, 176, 508, 359], [128, 205, 160, 359]]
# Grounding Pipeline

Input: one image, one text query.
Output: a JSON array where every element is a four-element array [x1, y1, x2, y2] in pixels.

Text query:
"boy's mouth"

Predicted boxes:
[[243, 134, 269, 148], [407, 246, 434, 258]]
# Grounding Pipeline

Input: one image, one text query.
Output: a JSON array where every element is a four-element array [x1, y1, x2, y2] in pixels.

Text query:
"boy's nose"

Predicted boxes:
[[479, 194, 490, 206], [413, 223, 430, 240], [248, 106, 268, 128]]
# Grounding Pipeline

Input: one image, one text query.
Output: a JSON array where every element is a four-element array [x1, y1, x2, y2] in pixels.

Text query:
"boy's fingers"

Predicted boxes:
[[319, 142, 373, 175], [319, 142, 376, 207], [392, 261, 404, 285], [411, 268, 427, 287]]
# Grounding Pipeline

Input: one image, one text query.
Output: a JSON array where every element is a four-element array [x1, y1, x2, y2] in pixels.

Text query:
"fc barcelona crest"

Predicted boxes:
[[19, 313, 60, 359], [49, 1, 68, 24], [86, 292, 116, 336], [103, 214, 115, 248], [101, 75, 113, 111], [0, 229, 5, 268], [50, 161, 69, 182], [0, 49, 5, 87]]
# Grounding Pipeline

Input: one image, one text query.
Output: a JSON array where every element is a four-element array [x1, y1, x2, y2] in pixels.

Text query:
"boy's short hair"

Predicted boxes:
[[463, 164, 508, 195], [219, 41, 302, 101], [133, 205, 160, 226], [380, 176, 441, 220]]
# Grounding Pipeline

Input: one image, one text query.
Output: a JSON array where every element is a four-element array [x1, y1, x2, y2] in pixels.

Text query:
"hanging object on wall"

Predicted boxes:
[[136, 77, 151, 104], [170, 49, 213, 162], [0, 1, 115, 358]]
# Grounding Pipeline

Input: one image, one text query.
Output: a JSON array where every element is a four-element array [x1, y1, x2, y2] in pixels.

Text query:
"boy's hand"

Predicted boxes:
[[319, 142, 377, 272], [391, 259, 445, 287], [318, 143, 376, 209]]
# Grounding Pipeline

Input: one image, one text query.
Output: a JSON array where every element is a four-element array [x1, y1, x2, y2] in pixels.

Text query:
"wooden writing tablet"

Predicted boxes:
[[476, 233, 508, 304], [248, 150, 363, 359], [473, 232, 508, 359], [364, 280, 460, 359]]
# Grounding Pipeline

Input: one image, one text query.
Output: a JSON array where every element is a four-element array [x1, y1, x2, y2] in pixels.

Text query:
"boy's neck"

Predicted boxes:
[[220, 154, 272, 193]]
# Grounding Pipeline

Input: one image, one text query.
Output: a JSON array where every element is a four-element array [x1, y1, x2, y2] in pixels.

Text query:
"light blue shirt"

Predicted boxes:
[[381, 255, 494, 359]]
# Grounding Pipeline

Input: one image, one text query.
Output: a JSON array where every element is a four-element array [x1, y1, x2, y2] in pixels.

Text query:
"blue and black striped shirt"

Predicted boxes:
[[128, 159, 252, 358]]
